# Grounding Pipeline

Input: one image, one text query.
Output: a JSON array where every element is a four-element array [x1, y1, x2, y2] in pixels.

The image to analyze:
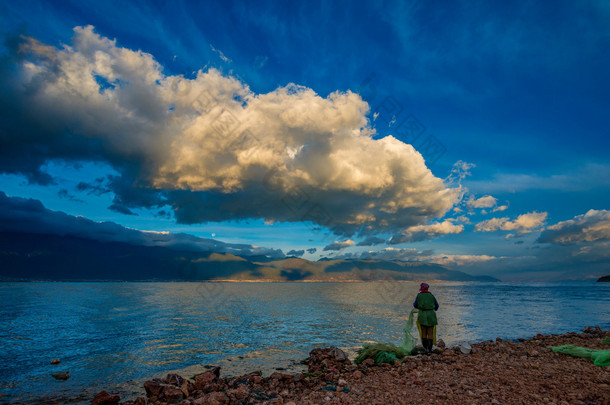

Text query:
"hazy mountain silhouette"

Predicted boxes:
[[0, 231, 498, 282]]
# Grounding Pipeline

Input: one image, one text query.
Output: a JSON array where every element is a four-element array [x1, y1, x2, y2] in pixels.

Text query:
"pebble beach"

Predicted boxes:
[[86, 326, 609, 405]]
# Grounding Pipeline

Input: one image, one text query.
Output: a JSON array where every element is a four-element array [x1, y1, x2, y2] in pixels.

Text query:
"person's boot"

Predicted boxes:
[[426, 339, 433, 353]]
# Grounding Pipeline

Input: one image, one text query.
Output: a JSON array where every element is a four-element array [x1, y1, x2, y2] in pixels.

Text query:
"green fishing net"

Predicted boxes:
[[549, 345, 610, 367], [354, 309, 419, 364]]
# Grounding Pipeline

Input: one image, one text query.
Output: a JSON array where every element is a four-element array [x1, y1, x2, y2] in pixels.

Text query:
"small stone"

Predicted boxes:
[[270, 371, 293, 381], [362, 358, 375, 367], [411, 346, 427, 355], [165, 373, 186, 386], [144, 380, 165, 397], [180, 381, 189, 397], [338, 378, 347, 386], [90, 390, 120, 405], [330, 347, 348, 362], [210, 392, 230, 405], [229, 385, 249, 401], [194, 367, 221, 390], [353, 370, 363, 379], [50, 359, 60, 365], [193, 392, 230, 405], [436, 339, 446, 349], [459, 343, 472, 354], [51, 371, 70, 380], [163, 385, 184, 402]]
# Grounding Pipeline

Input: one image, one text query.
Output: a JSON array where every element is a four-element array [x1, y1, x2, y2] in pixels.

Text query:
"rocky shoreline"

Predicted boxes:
[[85, 327, 609, 405]]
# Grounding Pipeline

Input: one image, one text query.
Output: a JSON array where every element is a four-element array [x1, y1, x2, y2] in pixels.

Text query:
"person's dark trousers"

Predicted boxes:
[[421, 338, 429, 353]]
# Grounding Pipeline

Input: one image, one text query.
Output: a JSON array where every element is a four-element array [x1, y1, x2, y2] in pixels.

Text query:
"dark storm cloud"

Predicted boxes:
[[356, 236, 386, 246], [286, 249, 305, 257], [0, 191, 284, 258]]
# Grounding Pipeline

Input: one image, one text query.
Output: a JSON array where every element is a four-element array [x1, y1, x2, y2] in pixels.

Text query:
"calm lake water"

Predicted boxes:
[[1, 281, 609, 403]]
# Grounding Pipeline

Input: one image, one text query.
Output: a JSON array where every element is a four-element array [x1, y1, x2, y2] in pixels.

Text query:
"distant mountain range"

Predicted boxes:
[[0, 231, 498, 282]]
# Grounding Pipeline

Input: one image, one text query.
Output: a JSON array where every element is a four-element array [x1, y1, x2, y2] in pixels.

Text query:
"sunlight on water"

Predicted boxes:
[[0, 281, 608, 403]]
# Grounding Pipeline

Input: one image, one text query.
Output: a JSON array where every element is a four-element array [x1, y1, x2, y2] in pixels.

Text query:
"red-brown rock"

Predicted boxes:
[[193, 391, 230, 405], [194, 367, 221, 391], [163, 385, 184, 403], [165, 373, 186, 386], [143, 379, 165, 397], [90, 390, 120, 405]]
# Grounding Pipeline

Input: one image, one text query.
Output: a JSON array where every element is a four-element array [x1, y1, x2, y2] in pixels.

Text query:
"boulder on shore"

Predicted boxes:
[[90, 390, 120, 405]]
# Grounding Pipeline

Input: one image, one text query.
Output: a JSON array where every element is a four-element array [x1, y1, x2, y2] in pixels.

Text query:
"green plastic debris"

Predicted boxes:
[[354, 309, 419, 364], [374, 350, 400, 364], [549, 345, 610, 367]]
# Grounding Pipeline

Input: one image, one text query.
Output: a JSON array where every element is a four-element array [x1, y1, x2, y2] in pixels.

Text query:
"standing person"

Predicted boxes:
[[413, 283, 439, 353]]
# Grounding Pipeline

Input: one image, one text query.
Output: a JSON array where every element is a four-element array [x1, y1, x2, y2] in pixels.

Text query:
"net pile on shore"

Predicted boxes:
[[354, 308, 419, 364], [549, 345, 610, 367]]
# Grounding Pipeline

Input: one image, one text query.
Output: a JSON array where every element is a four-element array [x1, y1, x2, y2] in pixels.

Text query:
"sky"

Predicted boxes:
[[0, 0, 609, 281]]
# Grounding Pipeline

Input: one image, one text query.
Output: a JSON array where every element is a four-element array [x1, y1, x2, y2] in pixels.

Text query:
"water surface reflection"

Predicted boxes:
[[0, 282, 608, 403]]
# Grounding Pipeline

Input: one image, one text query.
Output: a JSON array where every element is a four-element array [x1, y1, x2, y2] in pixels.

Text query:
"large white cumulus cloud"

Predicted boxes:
[[0, 26, 460, 236]]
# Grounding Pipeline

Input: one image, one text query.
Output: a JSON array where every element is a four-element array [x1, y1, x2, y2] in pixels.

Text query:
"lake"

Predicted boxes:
[[1, 281, 608, 403]]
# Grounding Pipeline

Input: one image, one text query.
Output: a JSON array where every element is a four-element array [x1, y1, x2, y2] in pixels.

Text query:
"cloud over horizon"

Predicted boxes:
[[323, 240, 356, 251], [0, 191, 285, 258], [475, 211, 547, 236], [538, 210, 610, 244], [388, 220, 463, 244], [0, 26, 461, 238]]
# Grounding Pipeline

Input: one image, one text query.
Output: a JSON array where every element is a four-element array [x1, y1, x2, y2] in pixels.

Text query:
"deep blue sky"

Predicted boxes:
[[1, 0, 609, 280]]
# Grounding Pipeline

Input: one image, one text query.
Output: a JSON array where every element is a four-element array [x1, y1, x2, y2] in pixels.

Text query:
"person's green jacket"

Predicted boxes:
[[413, 292, 439, 326]]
